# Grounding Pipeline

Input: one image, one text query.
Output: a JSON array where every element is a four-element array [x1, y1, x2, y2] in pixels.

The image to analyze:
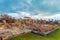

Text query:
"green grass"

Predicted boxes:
[[9, 26, 60, 40]]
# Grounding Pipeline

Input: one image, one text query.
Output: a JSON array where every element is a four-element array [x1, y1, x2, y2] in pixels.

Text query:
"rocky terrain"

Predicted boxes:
[[0, 14, 58, 40]]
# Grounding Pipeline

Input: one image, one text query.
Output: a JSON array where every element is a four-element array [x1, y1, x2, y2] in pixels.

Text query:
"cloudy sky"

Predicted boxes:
[[0, 0, 60, 20]]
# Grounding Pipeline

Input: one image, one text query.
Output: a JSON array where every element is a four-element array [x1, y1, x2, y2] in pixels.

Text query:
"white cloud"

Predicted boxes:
[[32, 13, 60, 20], [3, 11, 60, 20], [20, 12, 31, 17], [27, 0, 32, 4], [6, 12, 31, 19], [42, 0, 60, 7], [7, 13, 20, 18]]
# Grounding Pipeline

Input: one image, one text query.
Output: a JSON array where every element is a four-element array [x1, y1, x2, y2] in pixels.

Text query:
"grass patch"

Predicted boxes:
[[9, 26, 60, 40]]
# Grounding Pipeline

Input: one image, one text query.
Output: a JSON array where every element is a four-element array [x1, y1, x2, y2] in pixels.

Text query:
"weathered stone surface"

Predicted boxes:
[[0, 27, 32, 39]]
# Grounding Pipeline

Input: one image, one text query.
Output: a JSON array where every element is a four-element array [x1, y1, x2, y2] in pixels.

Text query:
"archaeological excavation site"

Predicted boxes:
[[0, 14, 59, 40]]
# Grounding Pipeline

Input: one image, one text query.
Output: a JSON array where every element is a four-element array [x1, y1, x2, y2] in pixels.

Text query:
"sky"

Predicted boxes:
[[0, 0, 60, 20]]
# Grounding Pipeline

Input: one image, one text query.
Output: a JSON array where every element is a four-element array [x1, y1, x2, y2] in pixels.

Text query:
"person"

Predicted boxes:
[[0, 37, 2, 40]]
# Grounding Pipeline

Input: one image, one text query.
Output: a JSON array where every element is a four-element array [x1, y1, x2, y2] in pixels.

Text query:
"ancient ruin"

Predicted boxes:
[[0, 14, 58, 40]]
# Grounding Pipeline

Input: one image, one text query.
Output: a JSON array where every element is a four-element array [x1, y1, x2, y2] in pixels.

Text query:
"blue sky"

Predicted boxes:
[[0, 0, 60, 20]]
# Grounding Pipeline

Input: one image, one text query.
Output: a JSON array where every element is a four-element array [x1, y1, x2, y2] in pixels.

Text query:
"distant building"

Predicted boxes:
[[23, 17, 31, 19]]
